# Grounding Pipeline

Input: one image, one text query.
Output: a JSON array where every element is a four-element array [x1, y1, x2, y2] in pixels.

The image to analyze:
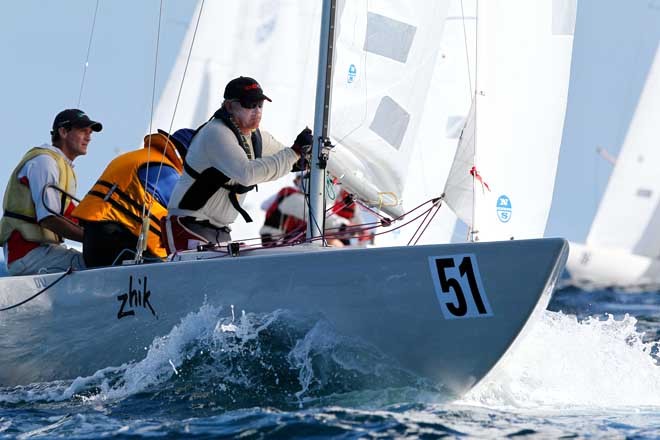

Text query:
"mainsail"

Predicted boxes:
[[445, 0, 576, 242], [152, 1, 321, 140], [152, 1, 323, 239]]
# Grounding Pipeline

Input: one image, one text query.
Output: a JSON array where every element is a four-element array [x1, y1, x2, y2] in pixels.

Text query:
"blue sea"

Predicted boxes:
[[1, 271, 660, 438]]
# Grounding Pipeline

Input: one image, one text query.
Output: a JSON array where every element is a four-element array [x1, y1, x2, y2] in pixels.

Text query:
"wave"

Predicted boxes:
[[463, 310, 660, 409], [0, 304, 440, 412]]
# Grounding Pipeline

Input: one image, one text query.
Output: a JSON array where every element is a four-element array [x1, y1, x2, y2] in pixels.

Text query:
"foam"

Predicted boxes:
[[462, 310, 660, 409]]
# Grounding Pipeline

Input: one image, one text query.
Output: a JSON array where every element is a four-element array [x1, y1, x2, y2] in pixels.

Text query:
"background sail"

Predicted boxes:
[[327, 0, 450, 219], [585, 45, 660, 257], [469, 0, 576, 241]]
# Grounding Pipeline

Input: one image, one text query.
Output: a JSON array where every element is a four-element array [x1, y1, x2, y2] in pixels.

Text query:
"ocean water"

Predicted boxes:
[[1, 282, 660, 438]]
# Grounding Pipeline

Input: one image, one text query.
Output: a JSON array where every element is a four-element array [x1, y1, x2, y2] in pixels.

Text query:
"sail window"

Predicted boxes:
[[552, 0, 577, 35], [370, 96, 410, 149], [637, 189, 653, 198], [364, 12, 416, 63]]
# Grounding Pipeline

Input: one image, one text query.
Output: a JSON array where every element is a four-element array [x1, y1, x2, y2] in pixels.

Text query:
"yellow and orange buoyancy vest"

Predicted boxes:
[[0, 147, 77, 246], [72, 133, 183, 258]]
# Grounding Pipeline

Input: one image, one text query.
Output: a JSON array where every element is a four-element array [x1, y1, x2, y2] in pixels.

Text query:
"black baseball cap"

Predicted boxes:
[[223, 77, 272, 103], [51, 109, 103, 134]]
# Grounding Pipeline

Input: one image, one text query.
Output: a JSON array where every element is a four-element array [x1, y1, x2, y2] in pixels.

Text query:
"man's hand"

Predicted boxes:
[[291, 127, 313, 156]]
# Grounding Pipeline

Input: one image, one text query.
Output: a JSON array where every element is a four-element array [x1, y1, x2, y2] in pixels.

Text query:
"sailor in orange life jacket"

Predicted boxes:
[[72, 128, 193, 267], [259, 174, 362, 247], [0, 109, 102, 276]]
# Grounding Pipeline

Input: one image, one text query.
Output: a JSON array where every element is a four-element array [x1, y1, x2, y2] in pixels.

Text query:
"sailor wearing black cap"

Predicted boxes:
[[0, 109, 102, 275], [164, 76, 313, 252]]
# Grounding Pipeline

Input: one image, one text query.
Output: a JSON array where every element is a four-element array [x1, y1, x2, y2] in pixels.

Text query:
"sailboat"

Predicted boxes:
[[566, 44, 660, 289], [0, 0, 573, 397]]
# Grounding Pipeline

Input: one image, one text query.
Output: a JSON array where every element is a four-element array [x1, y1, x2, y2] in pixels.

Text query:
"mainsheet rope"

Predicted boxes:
[[0, 267, 73, 312], [135, 0, 165, 261], [137, 0, 206, 261]]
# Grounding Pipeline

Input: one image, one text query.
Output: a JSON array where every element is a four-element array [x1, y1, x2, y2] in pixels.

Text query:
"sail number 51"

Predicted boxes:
[[428, 254, 493, 319]]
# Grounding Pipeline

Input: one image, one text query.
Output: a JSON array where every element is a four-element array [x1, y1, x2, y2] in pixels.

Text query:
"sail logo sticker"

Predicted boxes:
[[347, 64, 357, 83], [496, 195, 512, 223], [428, 254, 493, 319]]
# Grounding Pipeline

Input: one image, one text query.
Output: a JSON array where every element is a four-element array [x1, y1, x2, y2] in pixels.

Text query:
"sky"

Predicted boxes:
[[0, 0, 197, 204], [0, 0, 659, 245]]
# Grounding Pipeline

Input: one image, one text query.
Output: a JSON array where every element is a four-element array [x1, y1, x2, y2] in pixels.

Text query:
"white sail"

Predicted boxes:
[[152, 0, 323, 240], [446, 0, 576, 242], [444, 100, 476, 228], [585, 45, 660, 257], [152, 0, 321, 139], [378, 0, 476, 246], [327, 1, 451, 219]]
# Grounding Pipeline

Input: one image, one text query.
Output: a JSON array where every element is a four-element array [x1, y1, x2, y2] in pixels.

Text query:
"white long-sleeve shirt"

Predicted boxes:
[[168, 118, 299, 228]]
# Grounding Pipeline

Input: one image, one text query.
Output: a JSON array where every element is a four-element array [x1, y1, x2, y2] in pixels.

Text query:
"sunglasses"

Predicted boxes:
[[235, 99, 264, 110]]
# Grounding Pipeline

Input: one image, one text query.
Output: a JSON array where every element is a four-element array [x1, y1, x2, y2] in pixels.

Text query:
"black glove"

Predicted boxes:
[[291, 127, 313, 156]]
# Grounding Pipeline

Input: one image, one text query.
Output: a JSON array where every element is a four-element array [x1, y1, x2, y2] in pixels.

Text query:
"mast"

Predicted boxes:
[[471, 0, 479, 242], [307, 0, 337, 242]]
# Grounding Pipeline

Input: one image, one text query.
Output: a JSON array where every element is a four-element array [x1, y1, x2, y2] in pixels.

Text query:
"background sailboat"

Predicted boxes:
[[567, 44, 660, 288]]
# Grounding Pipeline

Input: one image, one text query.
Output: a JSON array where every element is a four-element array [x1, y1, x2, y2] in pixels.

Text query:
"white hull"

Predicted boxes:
[[0, 239, 567, 394], [566, 241, 660, 290]]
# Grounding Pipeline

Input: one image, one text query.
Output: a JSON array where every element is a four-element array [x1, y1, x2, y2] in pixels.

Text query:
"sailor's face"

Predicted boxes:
[[60, 126, 93, 161], [230, 100, 263, 133]]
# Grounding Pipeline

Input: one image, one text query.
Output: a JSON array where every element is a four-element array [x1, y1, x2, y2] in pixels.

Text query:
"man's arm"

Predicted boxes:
[[39, 216, 84, 242], [202, 122, 299, 187]]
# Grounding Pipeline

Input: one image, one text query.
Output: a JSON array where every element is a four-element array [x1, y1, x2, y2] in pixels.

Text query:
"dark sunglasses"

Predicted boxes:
[[238, 100, 264, 110]]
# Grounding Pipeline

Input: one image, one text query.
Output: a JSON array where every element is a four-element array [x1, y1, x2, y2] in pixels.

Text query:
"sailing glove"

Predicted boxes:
[[291, 127, 313, 156]]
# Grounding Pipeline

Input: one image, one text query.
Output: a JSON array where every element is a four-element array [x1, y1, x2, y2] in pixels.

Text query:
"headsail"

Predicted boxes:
[[327, 1, 451, 219], [444, 0, 577, 242]]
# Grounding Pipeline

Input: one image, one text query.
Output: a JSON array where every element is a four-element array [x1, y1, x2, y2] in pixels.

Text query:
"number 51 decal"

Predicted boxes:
[[428, 254, 493, 319]]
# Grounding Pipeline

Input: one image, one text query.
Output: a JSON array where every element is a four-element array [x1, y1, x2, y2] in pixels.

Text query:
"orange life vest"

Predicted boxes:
[[72, 133, 183, 258]]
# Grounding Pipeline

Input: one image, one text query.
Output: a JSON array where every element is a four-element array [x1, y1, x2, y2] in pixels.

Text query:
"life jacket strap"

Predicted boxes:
[[2, 210, 38, 224]]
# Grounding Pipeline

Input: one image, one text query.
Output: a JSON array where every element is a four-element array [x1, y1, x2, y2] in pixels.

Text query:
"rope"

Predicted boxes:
[[166, 0, 205, 135], [180, 195, 445, 257], [77, 0, 100, 107], [135, 0, 165, 262], [408, 198, 443, 245], [0, 267, 73, 312], [146, 0, 207, 206], [139, 1, 206, 261], [459, 0, 474, 100]]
